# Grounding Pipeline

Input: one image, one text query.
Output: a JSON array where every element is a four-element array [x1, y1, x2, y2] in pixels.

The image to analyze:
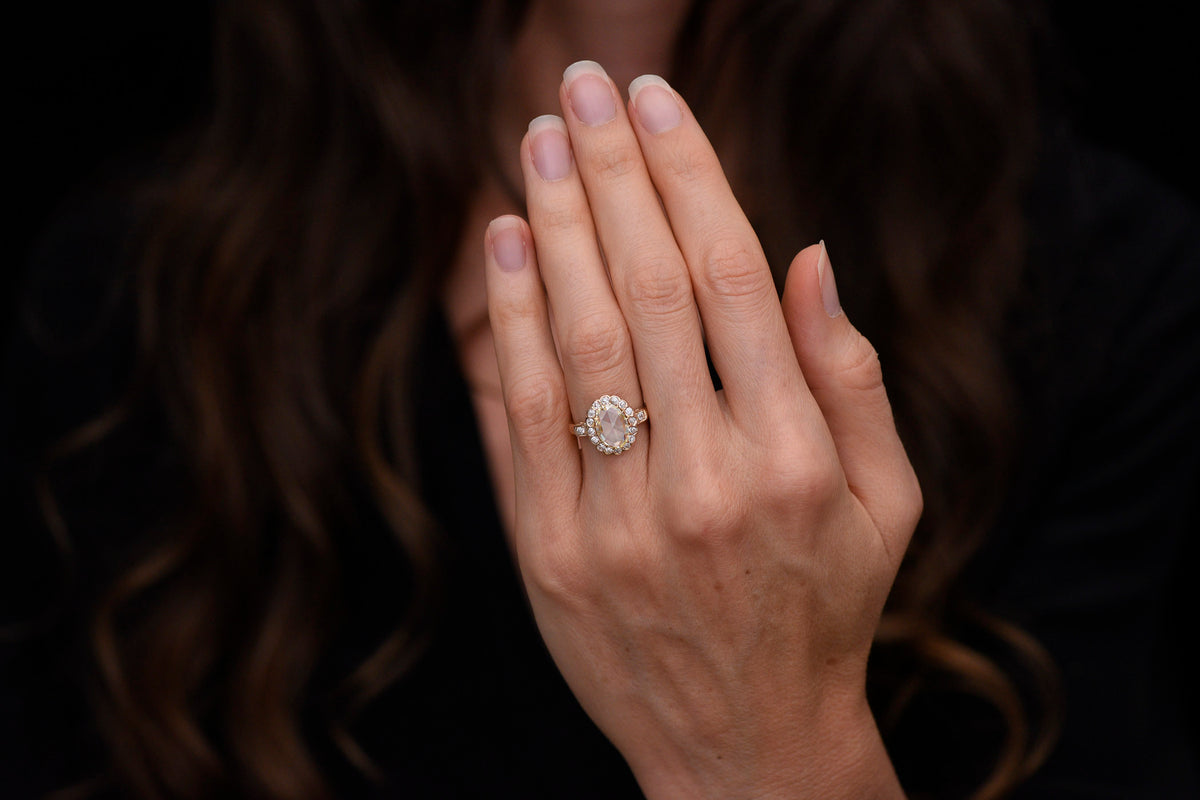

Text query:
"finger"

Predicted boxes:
[[520, 115, 647, 471], [484, 215, 581, 518], [781, 242, 923, 560], [626, 74, 815, 433], [558, 61, 717, 447]]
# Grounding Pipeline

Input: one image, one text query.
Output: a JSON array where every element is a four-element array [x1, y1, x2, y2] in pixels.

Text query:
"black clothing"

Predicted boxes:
[[3, 133, 1198, 798]]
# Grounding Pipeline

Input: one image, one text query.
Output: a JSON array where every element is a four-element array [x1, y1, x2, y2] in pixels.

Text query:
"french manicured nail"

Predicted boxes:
[[528, 115, 572, 181], [629, 75, 681, 134], [490, 218, 526, 272], [564, 60, 616, 126], [817, 240, 842, 318]]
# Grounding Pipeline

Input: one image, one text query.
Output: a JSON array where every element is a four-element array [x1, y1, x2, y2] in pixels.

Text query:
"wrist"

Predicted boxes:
[[633, 693, 904, 800]]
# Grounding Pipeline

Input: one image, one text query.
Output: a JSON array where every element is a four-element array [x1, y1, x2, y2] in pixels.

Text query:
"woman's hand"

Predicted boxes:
[[483, 61, 920, 800]]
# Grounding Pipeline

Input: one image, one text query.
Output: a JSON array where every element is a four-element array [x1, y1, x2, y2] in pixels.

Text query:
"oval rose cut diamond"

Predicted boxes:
[[596, 404, 626, 446]]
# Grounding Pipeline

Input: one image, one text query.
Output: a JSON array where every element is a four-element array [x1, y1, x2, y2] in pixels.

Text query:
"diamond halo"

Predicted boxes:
[[570, 394, 647, 455]]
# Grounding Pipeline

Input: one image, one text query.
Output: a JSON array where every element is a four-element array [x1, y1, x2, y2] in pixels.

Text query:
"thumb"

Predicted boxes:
[[781, 242, 922, 555]]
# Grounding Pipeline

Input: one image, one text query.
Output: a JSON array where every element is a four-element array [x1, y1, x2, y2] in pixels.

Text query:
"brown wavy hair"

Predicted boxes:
[[39, 0, 1060, 797]]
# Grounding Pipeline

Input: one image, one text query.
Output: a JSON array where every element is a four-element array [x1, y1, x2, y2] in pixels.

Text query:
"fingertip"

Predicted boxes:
[[487, 212, 527, 231], [486, 214, 529, 243], [487, 215, 530, 273], [783, 241, 887, 402], [526, 115, 573, 182], [562, 60, 617, 127], [628, 75, 682, 135], [816, 240, 843, 318], [782, 242, 824, 321], [782, 240, 863, 370]]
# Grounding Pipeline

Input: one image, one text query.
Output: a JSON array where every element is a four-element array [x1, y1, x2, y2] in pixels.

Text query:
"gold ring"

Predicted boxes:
[[570, 394, 648, 455]]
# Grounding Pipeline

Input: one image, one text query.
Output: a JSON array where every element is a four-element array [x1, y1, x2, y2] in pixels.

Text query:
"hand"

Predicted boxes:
[[483, 61, 920, 800]]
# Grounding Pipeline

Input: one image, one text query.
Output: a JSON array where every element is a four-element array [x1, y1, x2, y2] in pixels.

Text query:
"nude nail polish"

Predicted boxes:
[[563, 60, 616, 126], [817, 240, 843, 318], [490, 219, 526, 272], [629, 75, 681, 134], [528, 115, 571, 181]]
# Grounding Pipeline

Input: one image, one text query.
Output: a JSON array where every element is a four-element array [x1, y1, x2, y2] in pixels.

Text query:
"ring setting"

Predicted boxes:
[[571, 394, 648, 454]]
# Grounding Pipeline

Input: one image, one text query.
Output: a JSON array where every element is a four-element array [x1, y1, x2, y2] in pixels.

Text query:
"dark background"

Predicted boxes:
[[4, 0, 1199, 774], [10, 4, 1200, 325]]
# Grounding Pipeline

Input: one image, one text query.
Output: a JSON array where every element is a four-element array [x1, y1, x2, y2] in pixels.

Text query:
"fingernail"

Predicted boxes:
[[629, 75, 681, 134], [490, 218, 526, 272], [564, 60, 616, 126], [817, 240, 842, 318], [528, 115, 572, 181]]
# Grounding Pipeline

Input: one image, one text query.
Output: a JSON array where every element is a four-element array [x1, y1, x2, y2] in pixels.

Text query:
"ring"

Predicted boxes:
[[570, 394, 648, 455]]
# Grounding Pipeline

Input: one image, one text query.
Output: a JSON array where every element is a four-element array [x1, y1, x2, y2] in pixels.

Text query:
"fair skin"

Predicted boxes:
[[447, 3, 922, 798], [445, 0, 691, 529]]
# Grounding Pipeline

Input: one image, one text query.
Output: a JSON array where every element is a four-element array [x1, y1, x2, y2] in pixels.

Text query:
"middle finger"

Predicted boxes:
[[559, 61, 717, 447]]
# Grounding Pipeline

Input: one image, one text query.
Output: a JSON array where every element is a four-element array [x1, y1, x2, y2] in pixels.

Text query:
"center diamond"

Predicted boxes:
[[596, 404, 627, 447]]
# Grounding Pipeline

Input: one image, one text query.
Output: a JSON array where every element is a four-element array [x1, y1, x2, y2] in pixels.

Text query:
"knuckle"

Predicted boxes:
[[796, 460, 844, 507], [504, 373, 567, 438], [622, 256, 692, 317], [489, 290, 543, 330], [833, 332, 886, 395], [536, 203, 589, 233], [664, 145, 715, 184], [560, 313, 630, 376], [699, 237, 769, 302], [663, 474, 741, 544], [524, 542, 591, 604], [588, 139, 641, 181], [594, 532, 659, 584], [763, 450, 842, 510]]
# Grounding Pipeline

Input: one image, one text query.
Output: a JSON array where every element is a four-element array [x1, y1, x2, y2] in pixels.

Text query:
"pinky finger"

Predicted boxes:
[[484, 215, 581, 520]]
